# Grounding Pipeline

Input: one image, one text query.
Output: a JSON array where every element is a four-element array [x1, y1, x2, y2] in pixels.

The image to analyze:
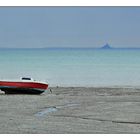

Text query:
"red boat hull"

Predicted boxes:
[[0, 81, 48, 94]]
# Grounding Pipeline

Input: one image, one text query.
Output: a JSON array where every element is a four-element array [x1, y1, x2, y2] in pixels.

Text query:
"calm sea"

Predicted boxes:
[[0, 48, 140, 87]]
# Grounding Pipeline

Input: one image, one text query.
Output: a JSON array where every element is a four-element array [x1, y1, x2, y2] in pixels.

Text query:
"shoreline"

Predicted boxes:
[[49, 85, 140, 88], [49, 84, 140, 88]]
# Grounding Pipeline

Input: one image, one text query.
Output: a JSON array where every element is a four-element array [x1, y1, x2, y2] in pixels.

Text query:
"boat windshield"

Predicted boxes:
[[21, 77, 32, 80]]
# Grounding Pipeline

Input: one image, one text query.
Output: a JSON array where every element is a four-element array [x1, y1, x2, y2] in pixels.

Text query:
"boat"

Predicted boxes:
[[0, 77, 48, 94]]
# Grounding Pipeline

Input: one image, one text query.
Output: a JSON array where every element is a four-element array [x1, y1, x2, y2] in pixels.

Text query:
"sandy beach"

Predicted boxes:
[[1, 87, 140, 133]]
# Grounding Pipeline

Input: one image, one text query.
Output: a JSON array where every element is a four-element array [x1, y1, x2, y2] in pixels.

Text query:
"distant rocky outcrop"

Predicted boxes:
[[101, 43, 112, 49]]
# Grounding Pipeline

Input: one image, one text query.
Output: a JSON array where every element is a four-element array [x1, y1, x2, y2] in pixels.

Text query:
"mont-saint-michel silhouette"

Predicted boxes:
[[101, 43, 112, 49], [100, 44, 140, 49]]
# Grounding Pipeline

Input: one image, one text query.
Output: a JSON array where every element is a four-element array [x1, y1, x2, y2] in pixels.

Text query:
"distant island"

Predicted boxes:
[[100, 44, 140, 49], [101, 43, 112, 49]]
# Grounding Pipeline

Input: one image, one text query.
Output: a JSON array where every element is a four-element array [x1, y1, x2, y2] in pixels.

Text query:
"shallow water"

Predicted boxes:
[[0, 48, 140, 87]]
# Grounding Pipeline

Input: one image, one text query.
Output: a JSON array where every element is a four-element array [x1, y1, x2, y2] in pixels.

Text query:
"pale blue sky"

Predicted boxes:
[[0, 7, 140, 48]]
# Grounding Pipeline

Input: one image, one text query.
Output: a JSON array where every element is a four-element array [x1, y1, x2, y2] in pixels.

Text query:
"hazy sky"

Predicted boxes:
[[0, 7, 140, 48]]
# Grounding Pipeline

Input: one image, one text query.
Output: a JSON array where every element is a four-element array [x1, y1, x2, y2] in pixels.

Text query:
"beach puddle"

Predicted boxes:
[[35, 103, 79, 117], [35, 107, 58, 117]]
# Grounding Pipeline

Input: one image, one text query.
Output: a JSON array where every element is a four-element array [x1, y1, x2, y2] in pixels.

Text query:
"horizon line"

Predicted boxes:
[[0, 47, 140, 49]]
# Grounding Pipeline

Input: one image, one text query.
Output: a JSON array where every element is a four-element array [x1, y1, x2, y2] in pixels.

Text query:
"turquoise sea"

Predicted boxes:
[[0, 48, 140, 87]]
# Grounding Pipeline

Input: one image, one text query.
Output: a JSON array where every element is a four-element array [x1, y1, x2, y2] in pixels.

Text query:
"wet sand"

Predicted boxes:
[[1, 87, 140, 133]]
